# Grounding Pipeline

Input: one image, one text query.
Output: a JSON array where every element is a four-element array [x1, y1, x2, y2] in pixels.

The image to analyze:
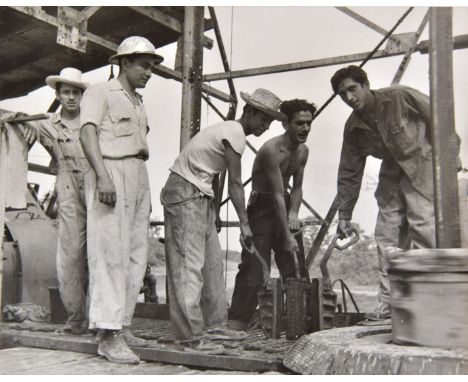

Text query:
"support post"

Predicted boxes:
[[429, 7, 461, 248], [0, 123, 7, 309], [179, 6, 205, 149]]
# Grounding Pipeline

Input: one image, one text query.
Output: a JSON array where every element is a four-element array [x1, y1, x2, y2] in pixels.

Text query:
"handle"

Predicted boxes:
[[240, 235, 271, 285], [335, 226, 360, 250]]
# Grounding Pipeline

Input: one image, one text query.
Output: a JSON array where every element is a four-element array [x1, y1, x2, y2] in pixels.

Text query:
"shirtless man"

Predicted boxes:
[[228, 99, 316, 331]]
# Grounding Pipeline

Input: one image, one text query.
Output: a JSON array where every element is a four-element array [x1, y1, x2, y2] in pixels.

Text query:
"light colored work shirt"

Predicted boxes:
[[35, 112, 89, 175], [80, 78, 149, 160], [170, 120, 246, 197]]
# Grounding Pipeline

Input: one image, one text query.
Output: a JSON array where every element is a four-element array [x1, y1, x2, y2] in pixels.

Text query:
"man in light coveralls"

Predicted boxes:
[[80, 36, 163, 364], [8, 68, 90, 335]]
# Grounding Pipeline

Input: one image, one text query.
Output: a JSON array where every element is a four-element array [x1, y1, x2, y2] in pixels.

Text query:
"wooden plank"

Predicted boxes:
[[0, 329, 286, 372], [129, 6, 213, 49]]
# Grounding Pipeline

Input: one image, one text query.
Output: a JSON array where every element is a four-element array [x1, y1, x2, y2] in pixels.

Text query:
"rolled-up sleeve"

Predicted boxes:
[[337, 132, 366, 220]]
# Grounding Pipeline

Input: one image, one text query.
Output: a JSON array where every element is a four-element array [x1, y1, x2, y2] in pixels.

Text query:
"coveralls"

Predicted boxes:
[[228, 190, 308, 330], [29, 112, 89, 329], [80, 78, 151, 330], [337, 85, 442, 303], [161, 120, 245, 342]]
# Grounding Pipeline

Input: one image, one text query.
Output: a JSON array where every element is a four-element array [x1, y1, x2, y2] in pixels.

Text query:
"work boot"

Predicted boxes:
[[205, 325, 249, 341], [183, 339, 226, 355], [122, 328, 148, 347], [365, 302, 392, 321], [97, 330, 140, 364], [64, 322, 93, 336]]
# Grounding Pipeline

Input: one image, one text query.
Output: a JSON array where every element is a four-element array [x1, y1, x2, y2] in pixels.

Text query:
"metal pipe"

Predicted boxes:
[[429, 7, 461, 248], [203, 33, 468, 82], [179, 6, 205, 149]]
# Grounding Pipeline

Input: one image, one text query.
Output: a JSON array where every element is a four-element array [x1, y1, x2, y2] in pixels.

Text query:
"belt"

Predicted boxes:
[[103, 153, 147, 161]]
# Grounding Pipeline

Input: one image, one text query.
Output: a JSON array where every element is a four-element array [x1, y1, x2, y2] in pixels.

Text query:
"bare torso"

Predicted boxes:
[[252, 134, 308, 192]]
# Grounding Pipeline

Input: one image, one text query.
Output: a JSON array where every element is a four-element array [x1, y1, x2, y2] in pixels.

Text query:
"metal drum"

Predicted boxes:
[[388, 248, 468, 349], [2, 195, 58, 309]]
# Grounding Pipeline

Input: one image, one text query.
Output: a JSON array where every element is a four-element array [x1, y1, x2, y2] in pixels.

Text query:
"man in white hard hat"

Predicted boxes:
[[80, 36, 163, 364], [161, 88, 285, 353], [7, 68, 90, 335]]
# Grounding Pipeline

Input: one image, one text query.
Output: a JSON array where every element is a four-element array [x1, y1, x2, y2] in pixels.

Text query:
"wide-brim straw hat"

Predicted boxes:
[[240, 88, 286, 121], [109, 36, 164, 65], [45, 67, 89, 90]]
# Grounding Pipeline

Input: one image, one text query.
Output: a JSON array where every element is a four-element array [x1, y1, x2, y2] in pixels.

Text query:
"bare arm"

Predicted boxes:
[[224, 140, 252, 243], [261, 146, 299, 255], [80, 123, 116, 206], [288, 146, 309, 232], [212, 173, 221, 232]]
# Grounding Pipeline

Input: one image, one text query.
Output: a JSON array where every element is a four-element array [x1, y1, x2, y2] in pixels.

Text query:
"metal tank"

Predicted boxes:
[[388, 248, 468, 349], [1, 191, 58, 309]]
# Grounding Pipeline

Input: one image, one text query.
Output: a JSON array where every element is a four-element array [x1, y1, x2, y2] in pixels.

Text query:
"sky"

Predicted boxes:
[[1, 5, 467, 251]]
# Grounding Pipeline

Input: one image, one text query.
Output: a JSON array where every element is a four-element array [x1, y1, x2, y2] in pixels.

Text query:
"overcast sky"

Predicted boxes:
[[1, 5, 467, 250]]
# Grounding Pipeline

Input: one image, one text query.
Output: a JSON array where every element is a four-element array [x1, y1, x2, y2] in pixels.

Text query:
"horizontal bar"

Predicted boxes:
[[28, 163, 57, 176], [204, 34, 468, 82]]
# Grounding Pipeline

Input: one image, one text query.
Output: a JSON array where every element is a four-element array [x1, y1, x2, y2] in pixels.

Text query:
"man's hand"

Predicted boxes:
[[288, 214, 301, 232], [283, 232, 300, 256], [97, 172, 116, 207], [239, 223, 253, 249], [337, 218, 353, 239], [21, 124, 39, 144]]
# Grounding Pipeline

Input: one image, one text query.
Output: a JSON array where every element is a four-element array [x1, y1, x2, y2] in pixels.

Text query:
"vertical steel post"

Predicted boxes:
[[429, 7, 461, 248], [0, 124, 8, 308], [179, 6, 205, 149]]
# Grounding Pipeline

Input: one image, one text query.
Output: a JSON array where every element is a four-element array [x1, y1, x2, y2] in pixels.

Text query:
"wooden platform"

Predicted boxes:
[[0, 318, 293, 373]]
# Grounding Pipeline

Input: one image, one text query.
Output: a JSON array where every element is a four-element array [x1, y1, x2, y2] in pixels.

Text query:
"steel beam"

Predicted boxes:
[[0, 123, 7, 308], [336, 7, 403, 45], [128, 6, 213, 49], [429, 7, 461, 248], [391, 10, 429, 85], [179, 6, 205, 149], [203, 34, 468, 82]]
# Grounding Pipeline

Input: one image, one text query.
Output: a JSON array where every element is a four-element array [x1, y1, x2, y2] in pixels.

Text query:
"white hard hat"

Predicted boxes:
[[109, 36, 164, 65]]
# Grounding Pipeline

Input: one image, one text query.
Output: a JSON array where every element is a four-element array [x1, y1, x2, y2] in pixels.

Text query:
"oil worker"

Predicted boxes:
[[330, 65, 459, 320], [161, 88, 285, 353], [8, 68, 90, 335], [228, 99, 316, 331], [80, 36, 163, 364]]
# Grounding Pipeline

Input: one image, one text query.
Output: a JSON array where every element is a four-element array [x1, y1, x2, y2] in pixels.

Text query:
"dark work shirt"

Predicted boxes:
[[337, 85, 435, 220]]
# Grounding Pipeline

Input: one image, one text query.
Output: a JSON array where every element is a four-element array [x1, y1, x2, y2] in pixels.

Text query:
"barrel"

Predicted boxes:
[[388, 248, 468, 349]]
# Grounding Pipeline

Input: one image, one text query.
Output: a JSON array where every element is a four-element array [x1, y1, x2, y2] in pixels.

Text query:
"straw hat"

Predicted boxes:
[[45, 67, 89, 90], [109, 36, 164, 65], [240, 88, 286, 121]]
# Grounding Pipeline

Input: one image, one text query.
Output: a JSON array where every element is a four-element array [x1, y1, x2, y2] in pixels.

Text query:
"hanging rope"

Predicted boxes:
[[312, 7, 414, 120]]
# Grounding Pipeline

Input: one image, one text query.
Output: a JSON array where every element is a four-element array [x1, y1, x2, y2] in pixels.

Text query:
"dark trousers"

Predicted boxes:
[[228, 191, 308, 330]]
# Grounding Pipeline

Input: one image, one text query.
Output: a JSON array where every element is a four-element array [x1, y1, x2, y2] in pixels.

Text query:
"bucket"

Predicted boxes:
[[388, 248, 468, 349]]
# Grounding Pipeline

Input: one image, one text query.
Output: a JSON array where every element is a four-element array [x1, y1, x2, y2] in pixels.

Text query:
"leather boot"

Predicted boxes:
[[122, 328, 148, 347], [97, 330, 140, 364]]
